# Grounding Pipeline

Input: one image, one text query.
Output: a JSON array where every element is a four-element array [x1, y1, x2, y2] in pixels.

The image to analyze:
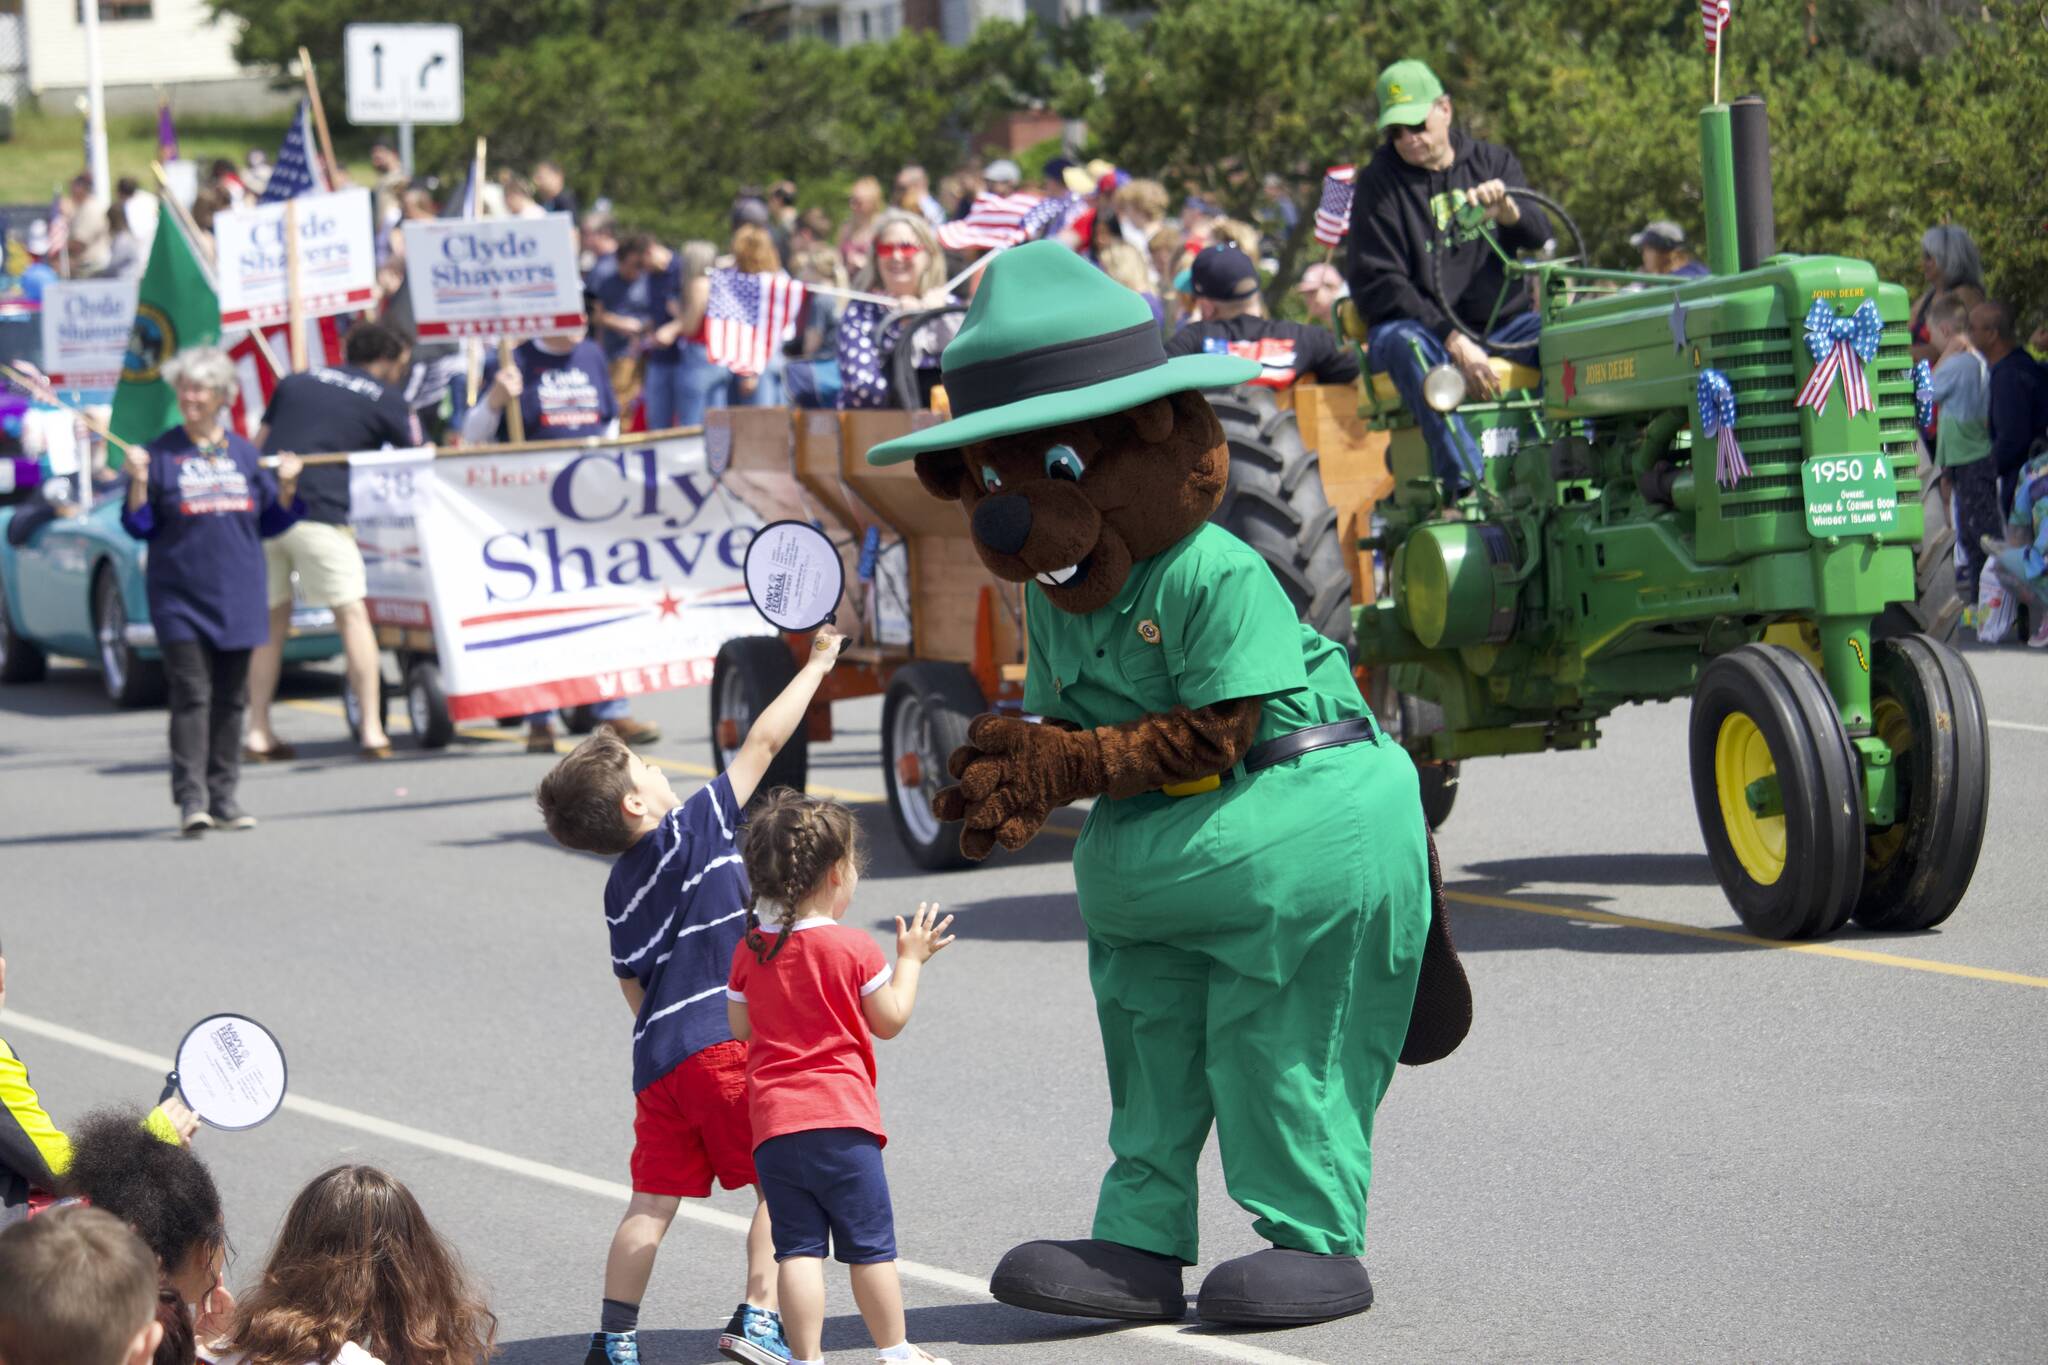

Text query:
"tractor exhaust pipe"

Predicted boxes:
[[1729, 95, 1777, 270]]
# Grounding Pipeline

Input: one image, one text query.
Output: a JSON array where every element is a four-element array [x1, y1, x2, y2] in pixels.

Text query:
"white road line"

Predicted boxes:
[[1991, 719, 2048, 736], [4, 1009, 1329, 1365]]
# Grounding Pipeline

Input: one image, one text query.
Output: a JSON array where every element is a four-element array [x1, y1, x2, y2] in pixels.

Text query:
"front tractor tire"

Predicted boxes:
[[1688, 644, 1864, 940], [1852, 635, 1989, 932]]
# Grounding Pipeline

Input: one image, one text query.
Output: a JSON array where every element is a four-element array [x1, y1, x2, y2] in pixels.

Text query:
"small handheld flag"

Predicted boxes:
[[706, 268, 809, 379], [1701, 0, 1731, 52], [258, 100, 329, 205], [1312, 167, 1356, 250]]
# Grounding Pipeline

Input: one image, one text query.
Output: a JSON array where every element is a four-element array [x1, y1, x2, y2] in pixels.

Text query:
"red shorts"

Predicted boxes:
[[630, 1039, 757, 1197]]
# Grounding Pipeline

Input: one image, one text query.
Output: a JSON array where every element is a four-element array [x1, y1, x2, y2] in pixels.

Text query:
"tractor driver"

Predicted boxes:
[[1346, 58, 1552, 487]]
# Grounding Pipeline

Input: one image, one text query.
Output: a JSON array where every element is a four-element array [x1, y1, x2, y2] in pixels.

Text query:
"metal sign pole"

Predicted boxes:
[[399, 79, 414, 180]]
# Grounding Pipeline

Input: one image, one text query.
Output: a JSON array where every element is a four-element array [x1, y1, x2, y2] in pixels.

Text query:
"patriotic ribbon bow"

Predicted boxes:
[[1794, 298, 1883, 418], [1912, 358, 1935, 430], [1698, 368, 1749, 489]]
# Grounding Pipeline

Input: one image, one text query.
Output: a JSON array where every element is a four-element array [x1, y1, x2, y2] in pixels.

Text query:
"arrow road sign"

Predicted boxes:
[[344, 24, 462, 126]]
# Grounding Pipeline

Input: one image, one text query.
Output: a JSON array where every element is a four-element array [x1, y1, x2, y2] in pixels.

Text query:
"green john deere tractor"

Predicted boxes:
[[1345, 96, 1989, 940]]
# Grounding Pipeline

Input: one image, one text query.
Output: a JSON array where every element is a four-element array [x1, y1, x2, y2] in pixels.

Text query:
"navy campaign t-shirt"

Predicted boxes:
[[595, 259, 683, 367], [120, 428, 300, 650], [606, 774, 751, 1092], [478, 340, 619, 442], [260, 365, 419, 524]]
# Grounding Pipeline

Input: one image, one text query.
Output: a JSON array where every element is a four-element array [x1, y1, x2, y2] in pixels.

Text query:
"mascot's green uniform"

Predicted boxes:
[[869, 242, 1467, 1328]]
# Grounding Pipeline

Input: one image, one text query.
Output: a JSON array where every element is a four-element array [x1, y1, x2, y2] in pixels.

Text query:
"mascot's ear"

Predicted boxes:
[[914, 452, 972, 502], [1130, 397, 1176, 445]]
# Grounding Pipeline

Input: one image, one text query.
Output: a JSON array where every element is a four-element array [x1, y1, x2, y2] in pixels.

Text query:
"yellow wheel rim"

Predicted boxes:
[[1865, 695, 1914, 869], [1715, 713, 1785, 886]]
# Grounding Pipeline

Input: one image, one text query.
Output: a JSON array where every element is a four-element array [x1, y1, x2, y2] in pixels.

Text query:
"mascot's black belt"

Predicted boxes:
[[1161, 716, 1381, 797]]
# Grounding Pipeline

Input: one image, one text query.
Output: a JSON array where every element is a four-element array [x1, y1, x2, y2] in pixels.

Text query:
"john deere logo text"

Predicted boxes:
[[1583, 357, 1637, 385]]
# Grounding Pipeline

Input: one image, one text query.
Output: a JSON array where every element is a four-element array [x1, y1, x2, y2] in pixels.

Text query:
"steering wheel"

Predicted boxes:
[[1427, 187, 1585, 347], [885, 305, 970, 412]]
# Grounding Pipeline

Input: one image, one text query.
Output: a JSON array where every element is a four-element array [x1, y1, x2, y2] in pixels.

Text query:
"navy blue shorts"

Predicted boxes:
[[753, 1127, 896, 1264]]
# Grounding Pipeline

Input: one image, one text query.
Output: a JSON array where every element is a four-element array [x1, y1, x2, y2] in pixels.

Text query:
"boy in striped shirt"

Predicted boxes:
[[538, 629, 845, 1365]]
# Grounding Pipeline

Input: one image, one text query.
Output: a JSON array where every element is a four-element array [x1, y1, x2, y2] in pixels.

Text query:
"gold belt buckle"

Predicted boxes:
[[1160, 773, 1222, 798]]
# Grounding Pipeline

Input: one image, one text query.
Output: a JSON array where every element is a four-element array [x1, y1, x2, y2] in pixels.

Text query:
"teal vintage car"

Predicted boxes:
[[0, 490, 342, 707]]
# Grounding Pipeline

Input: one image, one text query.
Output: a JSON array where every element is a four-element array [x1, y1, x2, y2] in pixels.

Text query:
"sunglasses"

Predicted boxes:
[[875, 242, 923, 260], [1384, 121, 1429, 143]]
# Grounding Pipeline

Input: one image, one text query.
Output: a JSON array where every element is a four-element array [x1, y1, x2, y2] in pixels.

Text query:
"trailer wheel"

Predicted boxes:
[[712, 637, 807, 799], [404, 659, 455, 749], [1207, 386, 1355, 654], [341, 670, 391, 744], [0, 569, 47, 683], [94, 569, 166, 708], [1689, 644, 1864, 939], [1851, 635, 1988, 932], [882, 662, 985, 871]]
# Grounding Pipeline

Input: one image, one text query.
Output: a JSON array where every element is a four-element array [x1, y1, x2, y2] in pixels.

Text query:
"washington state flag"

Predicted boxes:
[[109, 217, 220, 459]]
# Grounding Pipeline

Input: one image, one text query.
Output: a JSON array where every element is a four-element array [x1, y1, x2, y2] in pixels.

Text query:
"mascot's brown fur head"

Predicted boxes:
[[910, 391, 1226, 616]]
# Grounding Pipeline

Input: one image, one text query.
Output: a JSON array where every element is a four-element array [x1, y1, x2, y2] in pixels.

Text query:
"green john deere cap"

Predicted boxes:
[[865, 241, 1258, 464], [1376, 59, 1445, 131]]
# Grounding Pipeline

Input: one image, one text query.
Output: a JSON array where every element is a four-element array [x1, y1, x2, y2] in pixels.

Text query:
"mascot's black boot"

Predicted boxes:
[[1195, 1247, 1375, 1327], [990, 1238, 1187, 1321]]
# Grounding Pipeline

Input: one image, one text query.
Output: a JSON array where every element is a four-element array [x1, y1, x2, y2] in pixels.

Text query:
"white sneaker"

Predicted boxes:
[[2029, 616, 2048, 649]]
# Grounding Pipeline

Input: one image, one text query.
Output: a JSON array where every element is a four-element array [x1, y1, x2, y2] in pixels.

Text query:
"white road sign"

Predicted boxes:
[[344, 24, 463, 126]]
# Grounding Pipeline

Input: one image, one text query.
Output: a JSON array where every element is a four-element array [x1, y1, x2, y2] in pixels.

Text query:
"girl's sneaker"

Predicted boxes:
[[2029, 614, 2048, 648], [718, 1303, 793, 1365], [583, 1331, 640, 1365]]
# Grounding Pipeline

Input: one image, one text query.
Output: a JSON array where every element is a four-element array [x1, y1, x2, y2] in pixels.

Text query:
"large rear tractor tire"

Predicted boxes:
[[711, 637, 807, 800], [881, 662, 986, 871], [1207, 386, 1355, 654], [1688, 644, 1864, 940], [1851, 635, 1989, 931]]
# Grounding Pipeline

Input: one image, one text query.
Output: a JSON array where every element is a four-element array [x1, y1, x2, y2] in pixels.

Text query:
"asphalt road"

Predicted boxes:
[[3, 645, 2044, 1364]]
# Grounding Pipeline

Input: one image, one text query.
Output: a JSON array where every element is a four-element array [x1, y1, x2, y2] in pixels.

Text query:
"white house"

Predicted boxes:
[[6, 0, 288, 115]]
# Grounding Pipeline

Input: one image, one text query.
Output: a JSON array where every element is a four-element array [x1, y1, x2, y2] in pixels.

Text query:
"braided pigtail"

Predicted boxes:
[[738, 788, 866, 965]]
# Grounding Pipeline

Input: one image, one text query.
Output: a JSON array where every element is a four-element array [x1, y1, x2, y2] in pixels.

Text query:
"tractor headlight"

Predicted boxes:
[[1422, 364, 1468, 413]]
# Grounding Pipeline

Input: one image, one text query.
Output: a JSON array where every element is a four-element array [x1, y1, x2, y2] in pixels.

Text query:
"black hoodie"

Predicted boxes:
[[1344, 129, 1552, 343]]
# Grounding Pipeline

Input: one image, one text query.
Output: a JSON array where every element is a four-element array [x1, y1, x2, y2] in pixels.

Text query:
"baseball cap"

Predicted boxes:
[[731, 197, 772, 228], [1189, 242, 1260, 301], [1376, 59, 1445, 131], [984, 159, 1021, 186], [1629, 219, 1687, 251]]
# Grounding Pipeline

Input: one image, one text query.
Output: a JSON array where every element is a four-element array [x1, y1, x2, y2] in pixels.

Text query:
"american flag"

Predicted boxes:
[[1020, 192, 1080, 243], [157, 98, 179, 162], [1701, 0, 1731, 51], [259, 100, 329, 204], [1312, 166, 1356, 248], [44, 190, 67, 260], [705, 268, 808, 378], [937, 190, 1039, 253]]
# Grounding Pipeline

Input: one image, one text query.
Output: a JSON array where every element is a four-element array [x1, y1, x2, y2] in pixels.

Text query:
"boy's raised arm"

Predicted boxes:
[[725, 628, 845, 808]]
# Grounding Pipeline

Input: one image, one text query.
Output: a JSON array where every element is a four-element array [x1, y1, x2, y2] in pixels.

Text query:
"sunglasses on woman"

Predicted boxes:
[[875, 242, 923, 260]]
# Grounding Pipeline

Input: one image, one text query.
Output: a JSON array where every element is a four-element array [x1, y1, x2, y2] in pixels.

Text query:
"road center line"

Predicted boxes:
[[3, 1008, 1327, 1365], [1990, 718, 2048, 736]]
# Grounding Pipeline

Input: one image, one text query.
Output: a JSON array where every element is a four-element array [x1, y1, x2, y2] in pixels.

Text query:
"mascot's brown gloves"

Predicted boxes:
[[932, 699, 1261, 859]]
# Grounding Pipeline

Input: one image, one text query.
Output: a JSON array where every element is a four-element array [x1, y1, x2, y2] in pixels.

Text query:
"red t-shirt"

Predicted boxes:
[[726, 918, 893, 1148]]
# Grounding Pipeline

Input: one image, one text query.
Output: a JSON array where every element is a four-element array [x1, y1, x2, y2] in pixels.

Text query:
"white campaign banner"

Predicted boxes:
[[402, 214, 586, 340], [215, 187, 378, 329], [40, 278, 137, 392], [350, 432, 773, 721]]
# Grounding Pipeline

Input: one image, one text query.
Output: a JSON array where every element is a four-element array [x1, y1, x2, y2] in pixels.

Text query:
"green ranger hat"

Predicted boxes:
[[1376, 58, 1445, 131], [865, 241, 1258, 464]]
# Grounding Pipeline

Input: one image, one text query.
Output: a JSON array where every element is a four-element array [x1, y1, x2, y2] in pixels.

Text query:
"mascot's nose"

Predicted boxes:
[[973, 494, 1033, 557]]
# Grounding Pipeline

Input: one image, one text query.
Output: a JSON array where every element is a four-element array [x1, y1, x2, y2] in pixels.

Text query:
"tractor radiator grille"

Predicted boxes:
[[1706, 321, 1922, 520]]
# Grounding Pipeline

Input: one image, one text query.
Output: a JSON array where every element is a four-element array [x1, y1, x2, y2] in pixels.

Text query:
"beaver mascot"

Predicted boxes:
[[867, 242, 1468, 1328]]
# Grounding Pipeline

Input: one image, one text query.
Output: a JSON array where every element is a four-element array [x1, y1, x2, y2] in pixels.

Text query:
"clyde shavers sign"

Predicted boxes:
[[213, 187, 378, 329], [401, 215, 585, 340], [39, 279, 138, 392]]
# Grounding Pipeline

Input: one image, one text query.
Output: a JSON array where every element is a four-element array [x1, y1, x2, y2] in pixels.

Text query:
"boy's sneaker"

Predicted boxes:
[[179, 806, 213, 837], [582, 1331, 640, 1365], [210, 803, 257, 831], [718, 1304, 793, 1365]]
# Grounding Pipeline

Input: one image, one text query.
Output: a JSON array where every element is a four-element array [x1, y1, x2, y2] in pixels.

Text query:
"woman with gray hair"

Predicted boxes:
[[1911, 224, 1986, 367], [121, 345, 304, 835]]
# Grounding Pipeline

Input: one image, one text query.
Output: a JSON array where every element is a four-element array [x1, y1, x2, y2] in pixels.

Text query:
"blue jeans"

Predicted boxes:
[[1367, 311, 1542, 485], [641, 357, 689, 429], [525, 698, 628, 727]]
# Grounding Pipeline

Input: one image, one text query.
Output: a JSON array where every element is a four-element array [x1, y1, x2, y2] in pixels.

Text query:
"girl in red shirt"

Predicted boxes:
[[726, 792, 956, 1365]]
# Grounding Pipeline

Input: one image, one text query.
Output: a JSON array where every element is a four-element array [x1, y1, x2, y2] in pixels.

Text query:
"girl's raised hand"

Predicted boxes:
[[895, 901, 957, 963]]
